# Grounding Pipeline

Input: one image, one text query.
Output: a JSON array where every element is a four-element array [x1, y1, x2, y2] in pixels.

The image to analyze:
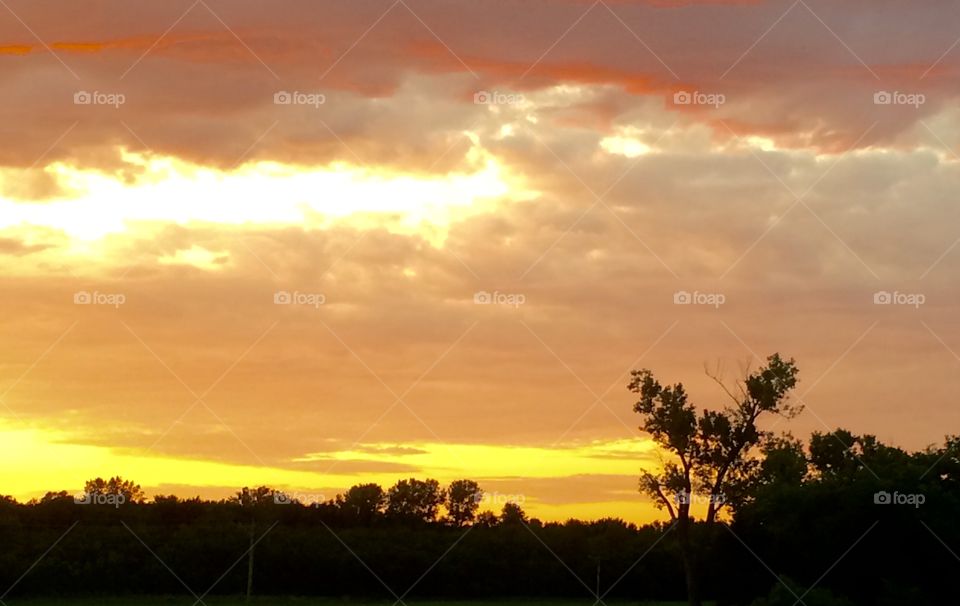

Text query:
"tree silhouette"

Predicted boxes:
[[755, 434, 808, 486], [83, 476, 145, 503], [629, 353, 800, 606], [37, 490, 70, 504], [386, 478, 445, 523], [474, 510, 499, 527], [446, 479, 482, 526], [233, 486, 280, 602], [2, 458, 959, 602], [337, 483, 386, 524], [499, 501, 527, 525]]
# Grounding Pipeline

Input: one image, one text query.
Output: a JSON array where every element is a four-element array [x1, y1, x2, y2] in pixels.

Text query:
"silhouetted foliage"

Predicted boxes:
[[336, 482, 387, 525], [2, 427, 958, 604], [499, 501, 528, 526], [445, 479, 482, 526], [386, 478, 445, 523], [83, 476, 145, 503], [630, 353, 801, 606]]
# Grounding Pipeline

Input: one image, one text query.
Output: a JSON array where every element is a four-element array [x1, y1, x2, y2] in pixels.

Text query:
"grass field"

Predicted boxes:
[[7, 599, 702, 606]]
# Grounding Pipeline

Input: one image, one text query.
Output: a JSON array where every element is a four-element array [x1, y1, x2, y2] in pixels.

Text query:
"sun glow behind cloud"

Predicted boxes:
[[0, 148, 535, 249], [600, 128, 656, 158], [0, 420, 660, 521]]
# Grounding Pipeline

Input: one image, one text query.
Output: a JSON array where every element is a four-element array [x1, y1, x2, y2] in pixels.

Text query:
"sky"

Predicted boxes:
[[2, 0, 960, 523]]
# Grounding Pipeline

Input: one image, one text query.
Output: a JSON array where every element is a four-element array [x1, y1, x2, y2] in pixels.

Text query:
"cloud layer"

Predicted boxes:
[[2, 0, 960, 520]]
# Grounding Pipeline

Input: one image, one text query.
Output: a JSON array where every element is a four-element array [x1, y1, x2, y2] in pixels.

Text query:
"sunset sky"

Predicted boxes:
[[2, 0, 960, 523]]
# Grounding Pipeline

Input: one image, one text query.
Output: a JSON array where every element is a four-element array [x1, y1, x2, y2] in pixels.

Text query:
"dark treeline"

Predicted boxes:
[[0, 478, 681, 601], [1, 429, 959, 606], [5, 355, 959, 605]]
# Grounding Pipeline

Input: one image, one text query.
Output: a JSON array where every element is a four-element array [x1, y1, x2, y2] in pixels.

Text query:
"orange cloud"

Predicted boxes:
[[0, 43, 31, 55]]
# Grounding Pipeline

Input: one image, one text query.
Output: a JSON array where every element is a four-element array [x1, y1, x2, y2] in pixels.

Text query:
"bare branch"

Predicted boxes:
[[705, 366, 743, 407], [653, 484, 677, 521]]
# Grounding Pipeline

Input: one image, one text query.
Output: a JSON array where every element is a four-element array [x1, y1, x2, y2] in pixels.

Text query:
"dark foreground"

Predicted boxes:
[[9, 600, 700, 606]]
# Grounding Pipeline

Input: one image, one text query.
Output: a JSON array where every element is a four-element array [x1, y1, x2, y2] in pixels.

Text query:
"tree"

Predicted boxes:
[[446, 479, 482, 526], [499, 501, 527, 526], [83, 476, 145, 503], [234, 486, 280, 602], [386, 478, 445, 523], [629, 353, 800, 606], [474, 510, 499, 527], [756, 434, 808, 486], [808, 429, 876, 479], [337, 483, 386, 524], [38, 490, 71, 504], [235, 485, 277, 507]]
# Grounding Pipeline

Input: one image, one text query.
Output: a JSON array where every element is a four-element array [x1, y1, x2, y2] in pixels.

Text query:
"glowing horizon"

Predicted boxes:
[[2, 0, 959, 526]]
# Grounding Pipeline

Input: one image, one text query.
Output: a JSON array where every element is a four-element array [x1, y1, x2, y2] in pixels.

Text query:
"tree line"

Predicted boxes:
[[63, 476, 495, 527], [1, 353, 957, 605]]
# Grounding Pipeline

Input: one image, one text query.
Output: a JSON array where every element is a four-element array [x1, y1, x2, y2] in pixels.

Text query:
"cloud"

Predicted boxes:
[[1, 0, 959, 172], [0, 237, 53, 256], [289, 458, 423, 475], [3, 0, 960, 521]]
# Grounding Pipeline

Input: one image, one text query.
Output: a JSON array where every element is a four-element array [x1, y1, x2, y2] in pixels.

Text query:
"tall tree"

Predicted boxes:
[[83, 476, 145, 503], [386, 478, 445, 523], [499, 501, 527, 526], [234, 486, 278, 602], [337, 483, 386, 524], [629, 353, 800, 606], [446, 479, 482, 526]]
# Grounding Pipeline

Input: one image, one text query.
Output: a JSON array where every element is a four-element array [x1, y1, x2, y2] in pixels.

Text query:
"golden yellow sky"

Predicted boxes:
[[2, 0, 960, 523]]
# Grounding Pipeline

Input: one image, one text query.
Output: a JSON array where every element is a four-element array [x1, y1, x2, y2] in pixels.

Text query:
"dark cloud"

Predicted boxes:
[[1, 0, 960, 170]]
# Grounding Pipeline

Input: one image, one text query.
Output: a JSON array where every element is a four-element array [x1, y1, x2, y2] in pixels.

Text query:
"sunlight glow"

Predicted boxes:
[[0, 420, 658, 522], [158, 245, 229, 270], [0, 149, 535, 246], [600, 127, 657, 158], [601, 135, 653, 158]]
